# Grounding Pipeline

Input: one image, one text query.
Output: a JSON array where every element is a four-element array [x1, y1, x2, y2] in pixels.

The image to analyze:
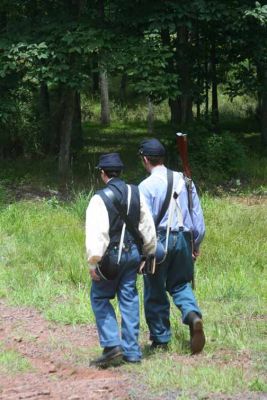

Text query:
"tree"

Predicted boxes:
[[244, 2, 267, 146]]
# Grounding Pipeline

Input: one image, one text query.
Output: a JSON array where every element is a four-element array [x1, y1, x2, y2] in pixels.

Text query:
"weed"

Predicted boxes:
[[0, 345, 32, 374]]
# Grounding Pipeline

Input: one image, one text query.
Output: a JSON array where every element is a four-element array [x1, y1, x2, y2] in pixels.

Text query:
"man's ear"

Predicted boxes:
[[143, 156, 148, 164]]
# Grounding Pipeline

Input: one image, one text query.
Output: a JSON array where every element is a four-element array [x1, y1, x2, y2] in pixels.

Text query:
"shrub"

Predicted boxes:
[[167, 126, 247, 184]]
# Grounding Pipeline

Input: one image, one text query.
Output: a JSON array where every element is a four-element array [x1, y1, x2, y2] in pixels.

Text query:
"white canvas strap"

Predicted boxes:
[[173, 176, 184, 229], [164, 175, 184, 253], [164, 178, 175, 253], [117, 185, 131, 264]]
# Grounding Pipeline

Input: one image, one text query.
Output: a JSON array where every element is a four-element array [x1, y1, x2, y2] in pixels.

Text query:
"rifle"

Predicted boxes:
[[176, 132, 195, 289]]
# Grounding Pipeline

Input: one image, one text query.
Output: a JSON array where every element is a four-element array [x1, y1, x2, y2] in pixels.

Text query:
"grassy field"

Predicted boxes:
[[0, 181, 266, 398], [0, 93, 266, 397]]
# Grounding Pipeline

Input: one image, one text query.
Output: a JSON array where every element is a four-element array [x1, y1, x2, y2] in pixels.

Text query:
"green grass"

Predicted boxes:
[[0, 344, 32, 374], [0, 185, 266, 396], [0, 197, 93, 323], [140, 359, 249, 395]]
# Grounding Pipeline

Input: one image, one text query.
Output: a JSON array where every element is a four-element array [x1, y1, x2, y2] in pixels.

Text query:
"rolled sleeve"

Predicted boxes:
[[138, 193, 157, 255], [85, 194, 110, 264]]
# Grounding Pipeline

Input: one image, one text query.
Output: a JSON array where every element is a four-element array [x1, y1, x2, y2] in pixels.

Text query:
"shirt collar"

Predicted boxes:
[[151, 165, 166, 175], [107, 177, 122, 184]]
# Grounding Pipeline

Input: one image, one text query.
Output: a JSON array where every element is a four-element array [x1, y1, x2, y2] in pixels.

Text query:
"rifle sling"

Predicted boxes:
[[184, 176, 193, 217], [155, 169, 173, 227], [101, 186, 144, 253]]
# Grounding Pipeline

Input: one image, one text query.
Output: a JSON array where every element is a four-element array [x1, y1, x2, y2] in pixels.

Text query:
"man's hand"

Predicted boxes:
[[89, 268, 100, 281], [192, 250, 200, 261]]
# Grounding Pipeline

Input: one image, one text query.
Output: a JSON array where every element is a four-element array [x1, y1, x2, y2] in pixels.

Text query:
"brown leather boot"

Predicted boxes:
[[187, 312, 205, 354]]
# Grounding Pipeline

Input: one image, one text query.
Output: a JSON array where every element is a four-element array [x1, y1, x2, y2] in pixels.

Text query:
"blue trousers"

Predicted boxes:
[[144, 231, 202, 343], [90, 244, 141, 360]]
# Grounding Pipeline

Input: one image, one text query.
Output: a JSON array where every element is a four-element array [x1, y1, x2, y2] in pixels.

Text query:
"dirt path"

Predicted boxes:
[[0, 300, 130, 400], [0, 300, 266, 400]]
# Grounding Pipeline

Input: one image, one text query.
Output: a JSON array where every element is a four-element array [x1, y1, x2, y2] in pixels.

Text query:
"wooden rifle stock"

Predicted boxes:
[[176, 132, 192, 179], [176, 132, 195, 289]]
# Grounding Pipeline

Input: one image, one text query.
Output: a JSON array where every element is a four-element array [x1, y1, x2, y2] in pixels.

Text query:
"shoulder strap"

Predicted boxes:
[[155, 169, 173, 227], [184, 175, 193, 216], [101, 186, 144, 253]]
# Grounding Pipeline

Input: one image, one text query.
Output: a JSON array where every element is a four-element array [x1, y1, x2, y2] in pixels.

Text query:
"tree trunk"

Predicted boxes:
[[169, 98, 181, 125], [196, 21, 201, 119], [92, 57, 99, 93], [71, 91, 83, 151], [261, 67, 267, 147], [205, 50, 209, 119], [99, 68, 110, 126], [161, 28, 180, 125], [196, 101, 201, 119], [177, 26, 193, 124], [49, 87, 63, 154], [96, 0, 110, 125], [211, 39, 219, 132], [58, 89, 76, 182], [147, 97, 154, 134], [39, 82, 51, 154]]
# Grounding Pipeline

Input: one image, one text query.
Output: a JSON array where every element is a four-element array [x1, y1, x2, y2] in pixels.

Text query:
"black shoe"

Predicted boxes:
[[123, 356, 141, 363], [150, 341, 168, 350], [89, 346, 123, 367], [187, 312, 205, 354]]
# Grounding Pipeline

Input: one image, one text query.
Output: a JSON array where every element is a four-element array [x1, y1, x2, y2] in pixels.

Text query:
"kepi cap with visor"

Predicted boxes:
[[139, 138, 166, 156], [96, 153, 124, 171]]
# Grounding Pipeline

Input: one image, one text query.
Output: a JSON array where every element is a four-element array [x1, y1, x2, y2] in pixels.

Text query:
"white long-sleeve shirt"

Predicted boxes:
[[85, 192, 157, 265]]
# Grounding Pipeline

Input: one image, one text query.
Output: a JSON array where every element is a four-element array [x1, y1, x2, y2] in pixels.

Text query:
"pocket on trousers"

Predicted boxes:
[[179, 257, 194, 283], [176, 232, 194, 284]]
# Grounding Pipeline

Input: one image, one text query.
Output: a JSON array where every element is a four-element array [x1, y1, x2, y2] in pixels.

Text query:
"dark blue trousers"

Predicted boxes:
[[90, 244, 141, 360], [144, 231, 202, 343]]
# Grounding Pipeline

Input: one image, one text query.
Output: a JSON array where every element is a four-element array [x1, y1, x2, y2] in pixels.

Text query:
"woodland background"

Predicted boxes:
[[0, 2, 266, 399]]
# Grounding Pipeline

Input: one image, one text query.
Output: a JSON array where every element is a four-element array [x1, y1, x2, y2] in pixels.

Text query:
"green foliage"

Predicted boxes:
[[66, 190, 94, 221], [165, 124, 248, 183], [249, 378, 267, 392], [0, 184, 7, 209], [199, 132, 246, 180], [0, 87, 42, 157], [125, 34, 179, 102], [1, 0, 267, 163]]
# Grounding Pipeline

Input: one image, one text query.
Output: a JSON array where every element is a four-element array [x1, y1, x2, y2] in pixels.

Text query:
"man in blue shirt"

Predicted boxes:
[[138, 138, 206, 354]]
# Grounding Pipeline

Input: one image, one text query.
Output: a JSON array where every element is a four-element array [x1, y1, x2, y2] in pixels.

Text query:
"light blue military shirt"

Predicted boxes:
[[139, 165, 205, 250]]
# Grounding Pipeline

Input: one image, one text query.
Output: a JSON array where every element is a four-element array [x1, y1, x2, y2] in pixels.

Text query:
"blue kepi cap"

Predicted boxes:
[[139, 138, 165, 156], [96, 153, 124, 171]]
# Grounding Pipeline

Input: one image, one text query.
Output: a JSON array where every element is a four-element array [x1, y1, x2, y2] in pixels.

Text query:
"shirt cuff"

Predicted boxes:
[[87, 255, 102, 264]]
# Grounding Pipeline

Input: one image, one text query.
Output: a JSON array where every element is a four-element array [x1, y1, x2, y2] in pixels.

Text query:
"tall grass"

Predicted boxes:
[[0, 193, 94, 323], [0, 191, 266, 396]]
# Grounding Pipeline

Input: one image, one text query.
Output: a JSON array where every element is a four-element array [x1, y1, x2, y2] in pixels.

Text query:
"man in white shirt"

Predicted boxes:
[[86, 153, 156, 367]]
